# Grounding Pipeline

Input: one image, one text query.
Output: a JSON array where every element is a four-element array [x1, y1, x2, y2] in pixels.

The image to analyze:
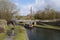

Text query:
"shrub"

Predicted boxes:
[[0, 27, 4, 33]]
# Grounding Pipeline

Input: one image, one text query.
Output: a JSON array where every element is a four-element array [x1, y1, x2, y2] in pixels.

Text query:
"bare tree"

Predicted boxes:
[[0, 0, 19, 22]]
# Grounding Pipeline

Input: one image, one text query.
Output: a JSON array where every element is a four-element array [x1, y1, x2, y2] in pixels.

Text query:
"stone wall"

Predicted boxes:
[[0, 19, 7, 29]]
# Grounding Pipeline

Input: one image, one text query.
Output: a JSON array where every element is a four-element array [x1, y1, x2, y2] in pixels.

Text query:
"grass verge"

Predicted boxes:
[[0, 33, 6, 40], [14, 26, 28, 40], [0, 25, 9, 40], [34, 24, 60, 30]]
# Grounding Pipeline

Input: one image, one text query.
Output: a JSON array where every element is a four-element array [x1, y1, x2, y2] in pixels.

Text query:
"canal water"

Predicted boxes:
[[26, 27, 60, 40]]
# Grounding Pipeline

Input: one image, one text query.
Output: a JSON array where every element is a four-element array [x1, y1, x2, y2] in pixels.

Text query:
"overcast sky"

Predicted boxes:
[[12, 0, 60, 16]]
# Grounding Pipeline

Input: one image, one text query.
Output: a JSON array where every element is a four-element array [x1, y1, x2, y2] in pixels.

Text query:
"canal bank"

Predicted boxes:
[[34, 24, 60, 30], [18, 23, 60, 40], [24, 22, 60, 40], [4, 25, 29, 40], [13, 25, 29, 40]]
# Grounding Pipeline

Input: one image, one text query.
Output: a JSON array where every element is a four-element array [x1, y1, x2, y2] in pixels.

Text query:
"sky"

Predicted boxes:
[[12, 0, 60, 16]]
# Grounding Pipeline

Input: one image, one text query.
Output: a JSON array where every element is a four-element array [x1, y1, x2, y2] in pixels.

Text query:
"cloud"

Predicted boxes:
[[33, 0, 46, 11], [46, 0, 60, 10], [50, 0, 60, 7], [15, 2, 19, 6], [13, 0, 19, 2], [14, 0, 60, 16], [36, 0, 45, 5], [20, 5, 31, 15], [12, 0, 20, 6], [19, 0, 46, 16]]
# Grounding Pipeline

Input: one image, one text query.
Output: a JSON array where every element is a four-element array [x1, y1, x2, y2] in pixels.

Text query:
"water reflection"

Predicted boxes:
[[26, 27, 60, 40]]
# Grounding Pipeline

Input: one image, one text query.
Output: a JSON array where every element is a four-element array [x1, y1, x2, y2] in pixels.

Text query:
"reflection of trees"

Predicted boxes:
[[35, 28, 54, 40]]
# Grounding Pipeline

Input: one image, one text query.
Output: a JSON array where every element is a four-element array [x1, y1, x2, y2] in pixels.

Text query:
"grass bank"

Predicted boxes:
[[0, 33, 6, 40], [34, 24, 60, 30], [1, 25, 28, 40], [0, 25, 10, 40], [14, 26, 28, 40]]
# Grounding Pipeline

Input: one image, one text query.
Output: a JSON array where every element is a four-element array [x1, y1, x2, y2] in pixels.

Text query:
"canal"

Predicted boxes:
[[26, 27, 60, 40]]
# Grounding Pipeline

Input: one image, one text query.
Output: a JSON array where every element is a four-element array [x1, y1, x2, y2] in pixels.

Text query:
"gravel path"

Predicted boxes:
[[4, 36, 14, 40]]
